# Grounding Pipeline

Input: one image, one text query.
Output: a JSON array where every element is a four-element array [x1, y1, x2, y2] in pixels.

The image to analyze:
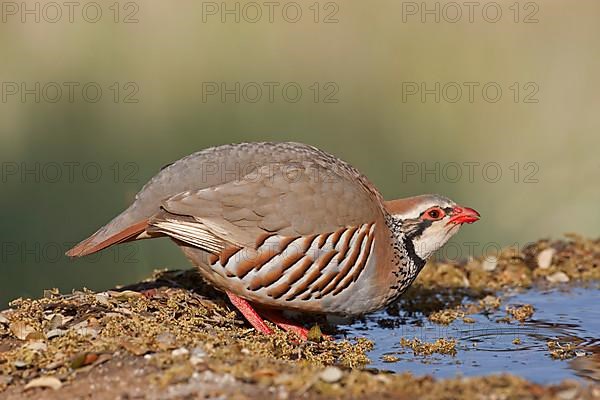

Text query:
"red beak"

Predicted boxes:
[[447, 206, 480, 225]]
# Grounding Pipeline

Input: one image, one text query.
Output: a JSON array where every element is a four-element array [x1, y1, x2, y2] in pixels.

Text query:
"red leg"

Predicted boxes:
[[226, 292, 330, 340], [258, 308, 309, 340], [226, 291, 273, 335]]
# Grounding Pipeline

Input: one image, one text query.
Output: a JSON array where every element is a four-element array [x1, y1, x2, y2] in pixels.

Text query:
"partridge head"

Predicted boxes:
[[66, 142, 479, 338], [387, 194, 480, 262]]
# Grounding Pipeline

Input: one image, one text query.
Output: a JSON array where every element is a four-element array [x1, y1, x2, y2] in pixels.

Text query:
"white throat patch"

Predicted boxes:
[[412, 221, 460, 260]]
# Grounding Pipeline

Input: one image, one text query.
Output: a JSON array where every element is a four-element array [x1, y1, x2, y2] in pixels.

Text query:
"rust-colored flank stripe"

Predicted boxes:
[[284, 261, 323, 301], [333, 228, 376, 296], [305, 271, 336, 296], [319, 225, 370, 298], [351, 227, 375, 283], [282, 257, 313, 288], [278, 236, 299, 253], [317, 250, 338, 270], [279, 251, 305, 271], [255, 232, 275, 249], [249, 251, 305, 291], [330, 228, 346, 248], [267, 257, 313, 299], [342, 229, 366, 270], [265, 281, 289, 300], [219, 245, 241, 266], [317, 232, 331, 248], [247, 275, 265, 291], [298, 250, 338, 297], [235, 248, 279, 279], [300, 234, 319, 253], [335, 226, 358, 263]]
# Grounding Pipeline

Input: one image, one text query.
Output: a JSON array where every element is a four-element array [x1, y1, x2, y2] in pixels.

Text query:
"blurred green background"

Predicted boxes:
[[1, 1, 599, 306]]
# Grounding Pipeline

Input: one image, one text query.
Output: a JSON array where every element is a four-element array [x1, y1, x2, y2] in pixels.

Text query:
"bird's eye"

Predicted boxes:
[[423, 207, 445, 220]]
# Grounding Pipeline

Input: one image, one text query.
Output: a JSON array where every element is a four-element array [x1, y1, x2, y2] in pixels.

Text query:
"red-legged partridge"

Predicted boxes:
[[67, 142, 479, 338]]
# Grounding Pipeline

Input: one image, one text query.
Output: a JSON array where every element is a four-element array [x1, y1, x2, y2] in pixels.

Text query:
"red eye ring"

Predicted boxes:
[[422, 207, 445, 221]]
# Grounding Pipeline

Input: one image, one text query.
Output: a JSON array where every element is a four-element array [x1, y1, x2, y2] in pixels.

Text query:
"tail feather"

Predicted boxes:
[[66, 220, 150, 257]]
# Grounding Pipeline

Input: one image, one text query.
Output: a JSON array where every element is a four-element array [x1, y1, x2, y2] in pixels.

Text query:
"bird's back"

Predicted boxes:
[[68, 142, 382, 257]]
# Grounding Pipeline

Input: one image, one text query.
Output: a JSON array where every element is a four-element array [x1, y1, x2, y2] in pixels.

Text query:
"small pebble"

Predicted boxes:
[[319, 366, 343, 383], [189, 347, 207, 365], [557, 388, 578, 400], [75, 327, 99, 338], [537, 248, 555, 269], [9, 321, 35, 340], [155, 332, 176, 347], [546, 271, 569, 283], [482, 256, 498, 272], [24, 376, 62, 391], [113, 307, 133, 316], [382, 355, 400, 363], [95, 294, 111, 306], [25, 342, 47, 352], [46, 314, 69, 330], [171, 347, 189, 358]]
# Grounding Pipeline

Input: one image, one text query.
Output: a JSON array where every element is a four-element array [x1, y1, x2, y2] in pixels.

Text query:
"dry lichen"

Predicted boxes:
[[425, 295, 503, 326], [0, 270, 372, 393], [506, 304, 535, 322], [400, 338, 457, 356], [547, 341, 578, 360], [381, 354, 400, 363], [428, 307, 465, 325]]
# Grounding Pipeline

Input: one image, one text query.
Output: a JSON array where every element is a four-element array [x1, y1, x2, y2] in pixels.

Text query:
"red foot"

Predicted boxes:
[[258, 308, 309, 340], [226, 291, 273, 335], [226, 292, 330, 341]]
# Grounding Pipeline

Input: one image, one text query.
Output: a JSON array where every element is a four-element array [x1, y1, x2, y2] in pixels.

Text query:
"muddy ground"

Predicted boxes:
[[1, 235, 599, 399]]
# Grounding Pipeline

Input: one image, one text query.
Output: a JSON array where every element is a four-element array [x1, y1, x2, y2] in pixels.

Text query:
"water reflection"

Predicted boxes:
[[343, 286, 600, 383], [571, 350, 600, 382]]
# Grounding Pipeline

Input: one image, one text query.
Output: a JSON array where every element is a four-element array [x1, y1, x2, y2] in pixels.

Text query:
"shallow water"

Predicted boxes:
[[342, 286, 600, 383]]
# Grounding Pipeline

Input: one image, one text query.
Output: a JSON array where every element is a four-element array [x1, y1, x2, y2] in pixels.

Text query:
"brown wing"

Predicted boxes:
[[147, 161, 384, 251], [67, 142, 383, 257]]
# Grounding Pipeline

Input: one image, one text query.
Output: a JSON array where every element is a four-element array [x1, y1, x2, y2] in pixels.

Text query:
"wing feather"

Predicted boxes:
[[148, 161, 384, 254]]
